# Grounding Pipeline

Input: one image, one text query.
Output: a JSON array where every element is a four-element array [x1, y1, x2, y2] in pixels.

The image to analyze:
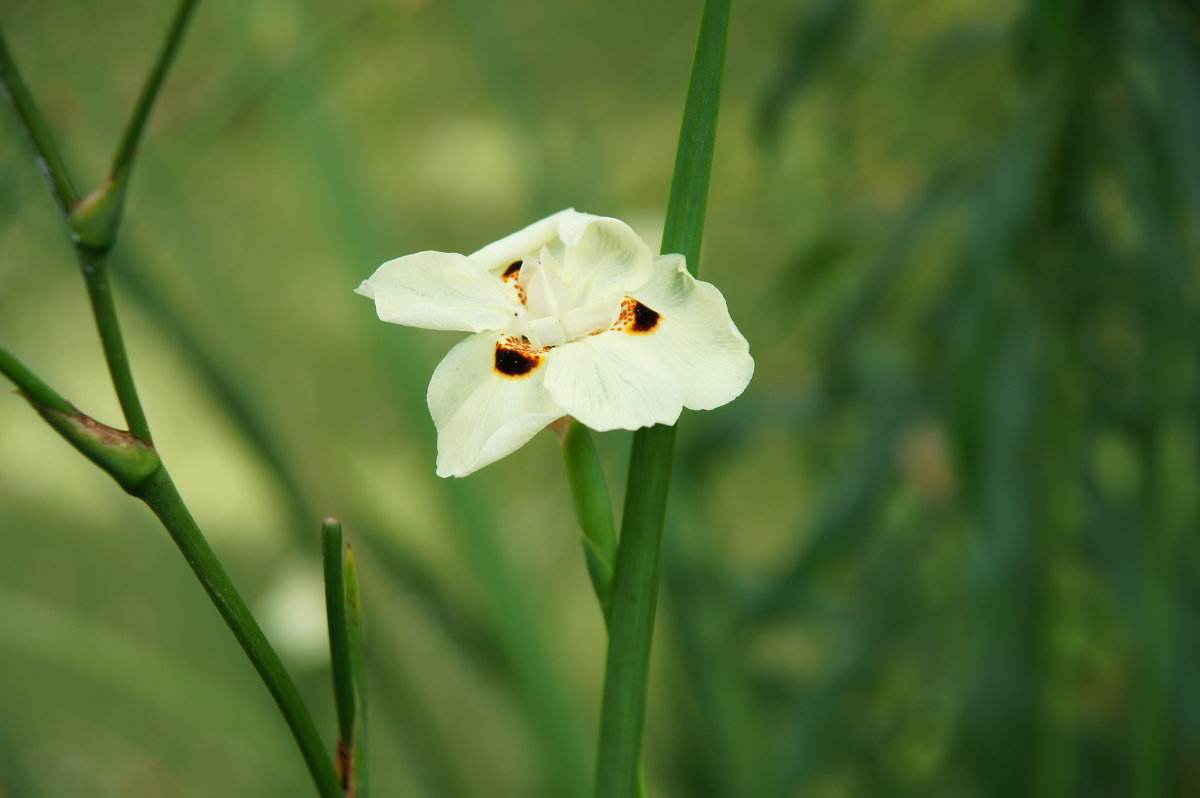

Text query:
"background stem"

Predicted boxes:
[[323, 520, 356, 751], [137, 469, 343, 798], [111, 0, 201, 179], [0, 23, 78, 214], [81, 256, 152, 441], [0, 348, 74, 414]]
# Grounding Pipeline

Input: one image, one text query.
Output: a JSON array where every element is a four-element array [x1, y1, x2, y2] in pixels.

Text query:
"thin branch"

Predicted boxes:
[[81, 255, 152, 442], [0, 21, 79, 215], [137, 470, 343, 798], [0, 347, 74, 414], [111, 0, 201, 179]]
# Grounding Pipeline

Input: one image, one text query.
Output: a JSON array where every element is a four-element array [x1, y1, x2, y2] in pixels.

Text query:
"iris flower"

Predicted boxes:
[[356, 209, 753, 477]]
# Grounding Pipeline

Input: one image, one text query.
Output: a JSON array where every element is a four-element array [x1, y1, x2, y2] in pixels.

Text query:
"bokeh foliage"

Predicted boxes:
[[1, 0, 1197, 796]]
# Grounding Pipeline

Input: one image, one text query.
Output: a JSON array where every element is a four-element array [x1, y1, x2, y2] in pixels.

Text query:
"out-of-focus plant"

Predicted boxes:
[[0, 3, 358, 796]]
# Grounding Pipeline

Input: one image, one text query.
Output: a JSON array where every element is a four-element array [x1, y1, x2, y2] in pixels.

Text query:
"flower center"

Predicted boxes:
[[515, 248, 619, 349]]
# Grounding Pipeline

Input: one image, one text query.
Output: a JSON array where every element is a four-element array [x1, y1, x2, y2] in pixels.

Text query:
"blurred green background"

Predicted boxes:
[[2, 0, 1199, 796]]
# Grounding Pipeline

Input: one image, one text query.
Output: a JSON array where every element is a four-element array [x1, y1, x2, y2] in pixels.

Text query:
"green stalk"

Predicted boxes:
[[324, 520, 368, 796], [323, 520, 356, 754], [593, 426, 677, 798], [0, 22, 79, 214], [2, 5, 342, 796], [71, 0, 200, 252], [136, 469, 343, 798], [111, 0, 201, 179], [593, 1, 731, 796], [560, 421, 618, 620], [559, 422, 651, 798], [0, 347, 73, 414], [81, 255, 153, 442]]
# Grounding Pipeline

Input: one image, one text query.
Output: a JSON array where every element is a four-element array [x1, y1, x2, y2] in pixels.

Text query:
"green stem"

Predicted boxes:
[[136, 468, 342, 798], [593, 1, 731, 796], [659, 0, 731, 273], [81, 255, 152, 442], [322, 520, 356, 752], [593, 425, 677, 798], [0, 347, 74, 413], [559, 423, 651, 798], [0, 22, 79, 215], [561, 421, 618, 620], [3, 5, 339, 795], [111, 0, 200, 179], [323, 520, 368, 796]]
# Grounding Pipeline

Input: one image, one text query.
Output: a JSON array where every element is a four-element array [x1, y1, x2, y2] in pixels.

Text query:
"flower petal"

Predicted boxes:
[[560, 214, 654, 303], [469, 208, 578, 273], [627, 254, 754, 410], [544, 332, 683, 431], [357, 251, 520, 333], [428, 332, 564, 477]]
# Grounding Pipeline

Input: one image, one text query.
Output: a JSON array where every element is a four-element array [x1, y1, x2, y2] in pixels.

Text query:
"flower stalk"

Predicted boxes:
[[592, 1, 732, 796]]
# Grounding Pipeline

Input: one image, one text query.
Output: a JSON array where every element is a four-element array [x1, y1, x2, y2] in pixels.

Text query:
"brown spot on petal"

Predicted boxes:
[[502, 262, 527, 305], [494, 337, 545, 378], [614, 297, 662, 334], [632, 302, 661, 332]]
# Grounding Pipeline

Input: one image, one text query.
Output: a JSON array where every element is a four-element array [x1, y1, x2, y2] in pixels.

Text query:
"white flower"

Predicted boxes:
[[356, 209, 753, 478]]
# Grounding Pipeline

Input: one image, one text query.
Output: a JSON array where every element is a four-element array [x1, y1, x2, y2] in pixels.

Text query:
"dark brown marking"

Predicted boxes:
[[503, 260, 523, 279], [494, 341, 542, 377], [630, 301, 661, 333]]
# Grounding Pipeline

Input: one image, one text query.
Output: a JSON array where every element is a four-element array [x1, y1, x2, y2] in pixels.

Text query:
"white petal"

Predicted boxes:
[[520, 248, 572, 319], [358, 251, 520, 333], [527, 316, 567, 349], [560, 215, 654, 303], [560, 299, 619, 340], [544, 332, 683, 431], [469, 208, 578, 273], [627, 255, 754, 410], [428, 332, 564, 477]]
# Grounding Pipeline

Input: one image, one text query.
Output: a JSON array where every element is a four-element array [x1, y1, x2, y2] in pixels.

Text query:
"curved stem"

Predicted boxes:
[[0, 347, 74, 413], [561, 421, 618, 619], [323, 520, 356, 750], [593, 1, 731, 796], [137, 468, 342, 798], [111, 0, 201, 179], [0, 21, 79, 215], [81, 255, 152, 442]]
